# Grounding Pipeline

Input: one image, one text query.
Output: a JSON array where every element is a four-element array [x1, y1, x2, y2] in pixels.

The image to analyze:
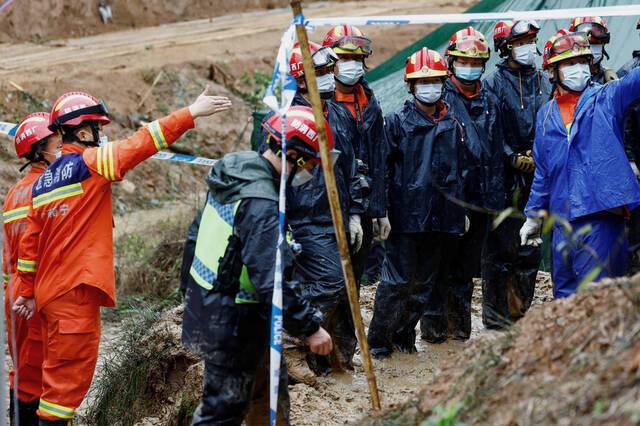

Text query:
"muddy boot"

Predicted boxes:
[[420, 314, 448, 344], [392, 326, 417, 353], [284, 347, 317, 386], [368, 282, 410, 359]]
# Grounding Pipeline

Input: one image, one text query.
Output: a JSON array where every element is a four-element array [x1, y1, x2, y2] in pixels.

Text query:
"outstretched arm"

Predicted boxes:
[[83, 86, 232, 181]]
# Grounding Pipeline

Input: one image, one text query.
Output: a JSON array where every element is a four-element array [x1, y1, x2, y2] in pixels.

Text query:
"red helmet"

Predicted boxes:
[[569, 16, 610, 43], [262, 106, 334, 164], [49, 91, 111, 131], [289, 42, 338, 79], [543, 29, 592, 70], [446, 26, 491, 60], [493, 19, 540, 52], [14, 112, 55, 158], [322, 25, 372, 57], [404, 47, 449, 81]]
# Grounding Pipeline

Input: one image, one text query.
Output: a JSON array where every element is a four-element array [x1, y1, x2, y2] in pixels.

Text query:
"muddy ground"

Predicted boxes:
[[287, 274, 554, 425], [72, 272, 553, 425]]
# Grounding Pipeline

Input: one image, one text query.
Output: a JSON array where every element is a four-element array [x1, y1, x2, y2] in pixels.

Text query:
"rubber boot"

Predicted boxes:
[[10, 392, 41, 426], [38, 419, 72, 426], [9, 391, 15, 426], [20, 400, 40, 426], [284, 345, 317, 386]]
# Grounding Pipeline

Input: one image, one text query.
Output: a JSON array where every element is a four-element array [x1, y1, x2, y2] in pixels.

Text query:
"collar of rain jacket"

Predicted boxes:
[[496, 59, 540, 77], [404, 99, 451, 127], [207, 151, 279, 204], [450, 76, 481, 99]]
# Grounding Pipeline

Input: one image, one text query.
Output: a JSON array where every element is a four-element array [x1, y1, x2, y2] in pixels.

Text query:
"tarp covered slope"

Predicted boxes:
[[369, 0, 639, 113]]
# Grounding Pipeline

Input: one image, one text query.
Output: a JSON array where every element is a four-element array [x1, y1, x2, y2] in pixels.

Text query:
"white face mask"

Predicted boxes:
[[291, 167, 314, 187], [414, 83, 443, 105], [590, 44, 604, 64], [42, 149, 62, 160], [560, 62, 591, 92], [317, 73, 336, 96], [336, 60, 364, 86], [99, 135, 109, 147], [513, 43, 537, 67]]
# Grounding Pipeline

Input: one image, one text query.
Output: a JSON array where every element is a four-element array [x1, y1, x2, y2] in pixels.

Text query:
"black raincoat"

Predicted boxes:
[[481, 61, 552, 329], [367, 99, 470, 358], [333, 80, 387, 288], [420, 79, 502, 342], [182, 152, 321, 425], [260, 92, 363, 372], [618, 52, 640, 274]]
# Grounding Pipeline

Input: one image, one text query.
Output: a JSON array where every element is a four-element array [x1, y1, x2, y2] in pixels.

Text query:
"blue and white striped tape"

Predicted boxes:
[[0, 122, 17, 138], [0, 121, 218, 167], [304, 4, 640, 27], [264, 18, 298, 426]]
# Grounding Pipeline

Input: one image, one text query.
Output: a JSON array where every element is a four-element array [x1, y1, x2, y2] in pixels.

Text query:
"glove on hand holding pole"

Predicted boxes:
[[519, 217, 543, 247], [511, 150, 535, 173], [349, 214, 364, 252]]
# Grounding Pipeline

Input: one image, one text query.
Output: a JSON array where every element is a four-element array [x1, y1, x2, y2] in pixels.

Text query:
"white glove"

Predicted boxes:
[[519, 218, 542, 247], [349, 215, 363, 253], [465, 215, 471, 234], [374, 217, 391, 241]]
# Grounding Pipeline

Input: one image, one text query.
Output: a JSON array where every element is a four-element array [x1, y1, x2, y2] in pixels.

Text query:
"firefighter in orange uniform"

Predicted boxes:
[[3, 112, 61, 425], [13, 88, 231, 425]]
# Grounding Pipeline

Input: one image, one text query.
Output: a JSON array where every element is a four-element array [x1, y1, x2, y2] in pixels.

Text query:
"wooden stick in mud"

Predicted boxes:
[[289, 0, 381, 412]]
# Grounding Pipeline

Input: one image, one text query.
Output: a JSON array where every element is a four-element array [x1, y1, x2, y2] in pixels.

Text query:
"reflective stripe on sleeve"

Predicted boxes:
[[149, 120, 169, 151], [17, 259, 36, 273]]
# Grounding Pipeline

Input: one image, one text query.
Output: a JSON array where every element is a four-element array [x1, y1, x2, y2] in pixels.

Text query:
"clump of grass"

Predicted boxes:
[[86, 303, 202, 426], [85, 304, 164, 426], [114, 215, 193, 305]]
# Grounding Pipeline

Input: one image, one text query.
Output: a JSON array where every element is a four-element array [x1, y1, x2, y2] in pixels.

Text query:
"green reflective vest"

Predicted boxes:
[[190, 193, 258, 304]]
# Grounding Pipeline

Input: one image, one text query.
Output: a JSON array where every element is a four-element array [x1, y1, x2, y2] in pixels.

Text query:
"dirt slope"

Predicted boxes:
[[0, 0, 327, 42], [360, 277, 640, 426]]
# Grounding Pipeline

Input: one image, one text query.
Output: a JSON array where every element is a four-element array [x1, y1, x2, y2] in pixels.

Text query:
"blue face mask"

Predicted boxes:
[[454, 65, 483, 82]]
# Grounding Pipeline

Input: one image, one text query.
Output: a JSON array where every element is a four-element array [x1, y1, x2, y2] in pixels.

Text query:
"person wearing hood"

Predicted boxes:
[[520, 29, 640, 298], [420, 27, 503, 343], [322, 25, 391, 287], [482, 20, 552, 329], [618, 19, 640, 275], [367, 48, 472, 359], [182, 106, 333, 425], [269, 42, 364, 374], [568, 16, 618, 85]]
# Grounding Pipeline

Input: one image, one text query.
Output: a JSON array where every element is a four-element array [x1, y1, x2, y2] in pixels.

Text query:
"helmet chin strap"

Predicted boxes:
[[65, 122, 101, 147], [286, 162, 299, 187]]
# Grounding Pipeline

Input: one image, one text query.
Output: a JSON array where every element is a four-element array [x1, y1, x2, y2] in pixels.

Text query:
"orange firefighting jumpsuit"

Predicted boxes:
[[3, 165, 45, 404], [17, 108, 195, 421]]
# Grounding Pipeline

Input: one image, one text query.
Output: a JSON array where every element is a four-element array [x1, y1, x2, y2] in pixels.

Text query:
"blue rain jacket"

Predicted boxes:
[[525, 68, 640, 222]]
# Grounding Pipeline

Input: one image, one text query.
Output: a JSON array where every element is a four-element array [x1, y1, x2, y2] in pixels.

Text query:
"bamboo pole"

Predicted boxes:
[[289, 0, 381, 411]]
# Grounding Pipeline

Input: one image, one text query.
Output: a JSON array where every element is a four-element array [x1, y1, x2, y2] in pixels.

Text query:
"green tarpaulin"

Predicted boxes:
[[368, 0, 639, 113]]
